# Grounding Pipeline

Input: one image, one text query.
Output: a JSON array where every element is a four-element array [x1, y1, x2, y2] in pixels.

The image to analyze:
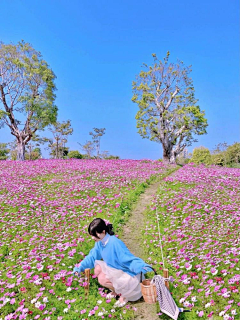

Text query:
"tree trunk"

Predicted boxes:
[[29, 144, 32, 160], [97, 141, 100, 158], [162, 145, 176, 164], [169, 150, 176, 164], [17, 140, 26, 161], [56, 139, 59, 159]]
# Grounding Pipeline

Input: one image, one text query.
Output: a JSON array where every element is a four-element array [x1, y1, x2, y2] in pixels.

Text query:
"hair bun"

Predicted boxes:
[[106, 223, 114, 235]]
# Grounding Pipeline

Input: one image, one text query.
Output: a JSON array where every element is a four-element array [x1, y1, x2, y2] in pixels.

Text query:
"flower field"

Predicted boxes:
[[144, 164, 240, 320], [0, 159, 168, 320]]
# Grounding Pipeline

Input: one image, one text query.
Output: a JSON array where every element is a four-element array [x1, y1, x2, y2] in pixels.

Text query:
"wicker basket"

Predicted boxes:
[[140, 267, 157, 304], [140, 278, 157, 304]]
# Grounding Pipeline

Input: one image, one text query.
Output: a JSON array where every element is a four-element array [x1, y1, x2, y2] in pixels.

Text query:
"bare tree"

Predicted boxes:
[[45, 120, 73, 159], [89, 128, 106, 158], [78, 140, 95, 159]]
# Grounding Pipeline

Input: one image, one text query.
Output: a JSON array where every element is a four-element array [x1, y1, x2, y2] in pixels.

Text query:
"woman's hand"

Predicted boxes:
[[73, 265, 81, 276]]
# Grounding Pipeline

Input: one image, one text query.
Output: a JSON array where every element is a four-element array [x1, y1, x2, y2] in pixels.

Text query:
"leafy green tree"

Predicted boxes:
[[68, 150, 83, 159], [89, 127, 106, 158], [132, 52, 208, 164], [0, 41, 57, 160], [211, 142, 229, 166], [226, 142, 240, 165], [191, 146, 212, 165], [0, 143, 9, 160], [211, 153, 225, 166]]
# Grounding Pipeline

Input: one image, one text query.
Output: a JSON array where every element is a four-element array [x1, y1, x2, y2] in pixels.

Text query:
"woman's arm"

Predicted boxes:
[[114, 238, 152, 275], [73, 243, 102, 275]]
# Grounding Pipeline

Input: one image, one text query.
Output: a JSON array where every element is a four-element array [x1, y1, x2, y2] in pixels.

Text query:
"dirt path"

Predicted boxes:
[[122, 180, 162, 320]]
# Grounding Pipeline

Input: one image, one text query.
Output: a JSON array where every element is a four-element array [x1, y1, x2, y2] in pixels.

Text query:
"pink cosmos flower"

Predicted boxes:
[[207, 312, 214, 317], [39, 304, 46, 311]]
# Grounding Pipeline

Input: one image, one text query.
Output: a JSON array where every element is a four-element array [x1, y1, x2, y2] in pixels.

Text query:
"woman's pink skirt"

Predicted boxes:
[[95, 260, 142, 301]]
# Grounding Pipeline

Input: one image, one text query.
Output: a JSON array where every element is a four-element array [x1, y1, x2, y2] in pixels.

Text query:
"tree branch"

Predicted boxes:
[[165, 88, 179, 110]]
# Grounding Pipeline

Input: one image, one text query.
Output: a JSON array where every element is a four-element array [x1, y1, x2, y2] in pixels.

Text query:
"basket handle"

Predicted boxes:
[[140, 266, 157, 283]]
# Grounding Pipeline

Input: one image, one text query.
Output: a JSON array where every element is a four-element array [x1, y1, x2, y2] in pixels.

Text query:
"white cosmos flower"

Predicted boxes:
[[205, 303, 211, 308], [63, 308, 68, 313], [191, 296, 197, 302], [183, 301, 190, 307], [35, 302, 41, 308], [98, 312, 104, 316], [182, 278, 190, 284], [222, 291, 230, 298], [97, 300, 103, 304], [43, 297, 48, 303], [66, 287, 72, 292], [185, 264, 192, 271]]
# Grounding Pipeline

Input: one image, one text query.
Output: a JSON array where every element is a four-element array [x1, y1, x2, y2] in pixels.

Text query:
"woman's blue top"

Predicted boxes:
[[73, 233, 152, 277]]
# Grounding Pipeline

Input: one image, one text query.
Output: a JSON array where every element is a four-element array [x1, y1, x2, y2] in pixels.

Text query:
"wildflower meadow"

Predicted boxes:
[[144, 164, 240, 320], [0, 159, 168, 320]]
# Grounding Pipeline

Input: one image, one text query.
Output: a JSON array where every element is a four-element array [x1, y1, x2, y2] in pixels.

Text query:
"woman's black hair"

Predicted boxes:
[[88, 218, 114, 238]]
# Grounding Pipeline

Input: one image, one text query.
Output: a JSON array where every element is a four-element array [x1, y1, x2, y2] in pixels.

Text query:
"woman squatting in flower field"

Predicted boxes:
[[73, 218, 152, 307]]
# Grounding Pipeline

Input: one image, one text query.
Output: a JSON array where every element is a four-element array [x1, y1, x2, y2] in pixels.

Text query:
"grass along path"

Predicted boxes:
[[122, 167, 178, 319]]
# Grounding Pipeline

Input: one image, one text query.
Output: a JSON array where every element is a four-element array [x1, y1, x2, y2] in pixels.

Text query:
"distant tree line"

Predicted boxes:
[[70, 127, 119, 160], [1, 42, 233, 164], [0, 124, 119, 160], [176, 142, 240, 168]]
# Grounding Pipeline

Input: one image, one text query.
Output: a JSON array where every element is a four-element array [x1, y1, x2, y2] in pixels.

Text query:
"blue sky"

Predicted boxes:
[[1, 0, 239, 159]]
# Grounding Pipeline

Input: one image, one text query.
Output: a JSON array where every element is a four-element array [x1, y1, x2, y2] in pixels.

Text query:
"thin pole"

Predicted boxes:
[[156, 209, 170, 288], [156, 209, 165, 269]]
